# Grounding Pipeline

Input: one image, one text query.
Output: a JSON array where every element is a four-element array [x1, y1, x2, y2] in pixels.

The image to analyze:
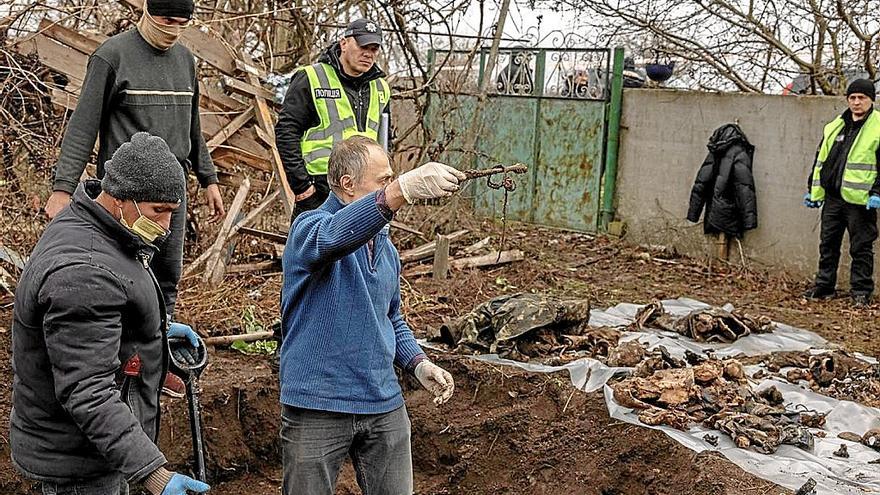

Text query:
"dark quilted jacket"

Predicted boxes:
[[687, 124, 758, 238]]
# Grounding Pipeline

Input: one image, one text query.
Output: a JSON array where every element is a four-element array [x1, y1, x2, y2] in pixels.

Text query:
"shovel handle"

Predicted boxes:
[[185, 377, 207, 483]]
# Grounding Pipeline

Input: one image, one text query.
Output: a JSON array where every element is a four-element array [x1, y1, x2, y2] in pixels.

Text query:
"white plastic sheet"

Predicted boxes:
[[463, 298, 880, 494], [605, 380, 880, 494]]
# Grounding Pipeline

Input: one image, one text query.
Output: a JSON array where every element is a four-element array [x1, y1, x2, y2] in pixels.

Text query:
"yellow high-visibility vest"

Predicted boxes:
[[298, 63, 390, 176], [811, 110, 880, 205]]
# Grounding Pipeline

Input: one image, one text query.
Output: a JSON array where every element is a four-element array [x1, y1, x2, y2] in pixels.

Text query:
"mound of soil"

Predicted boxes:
[[163, 352, 786, 495]]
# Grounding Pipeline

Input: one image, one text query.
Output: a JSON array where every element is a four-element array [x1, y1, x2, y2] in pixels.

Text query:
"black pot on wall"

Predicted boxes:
[[646, 62, 675, 82]]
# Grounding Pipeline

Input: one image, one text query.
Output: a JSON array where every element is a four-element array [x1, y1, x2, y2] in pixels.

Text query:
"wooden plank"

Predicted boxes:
[[254, 125, 273, 147], [202, 177, 251, 287], [234, 58, 267, 79], [37, 19, 104, 55], [222, 76, 276, 101], [463, 236, 491, 255], [225, 260, 280, 274], [199, 81, 245, 112], [200, 112, 272, 171], [251, 93, 295, 213], [238, 226, 287, 244], [207, 107, 254, 151], [453, 250, 525, 269], [0, 244, 26, 270], [0, 266, 15, 296], [179, 27, 238, 76], [399, 229, 468, 264], [183, 189, 281, 277], [389, 220, 427, 239], [404, 250, 525, 278], [216, 170, 270, 190], [50, 88, 79, 111], [31, 35, 88, 83], [212, 147, 273, 173], [432, 235, 450, 280], [238, 51, 295, 215], [204, 331, 275, 346]]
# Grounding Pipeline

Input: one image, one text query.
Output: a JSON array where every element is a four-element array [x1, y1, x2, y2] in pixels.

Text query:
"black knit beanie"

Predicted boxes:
[[102, 132, 186, 204], [146, 0, 195, 19], [846, 78, 876, 101]]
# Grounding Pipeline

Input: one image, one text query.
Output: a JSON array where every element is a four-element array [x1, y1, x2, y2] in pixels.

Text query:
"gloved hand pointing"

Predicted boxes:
[[414, 360, 455, 405], [803, 193, 823, 209], [867, 195, 880, 210], [397, 162, 467, 203], [168, 322, 202, 366], [161, 473, 210, 495]]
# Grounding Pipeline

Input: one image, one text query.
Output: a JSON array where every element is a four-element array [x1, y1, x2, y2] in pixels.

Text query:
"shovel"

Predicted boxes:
[[168, 335, 209, 482]]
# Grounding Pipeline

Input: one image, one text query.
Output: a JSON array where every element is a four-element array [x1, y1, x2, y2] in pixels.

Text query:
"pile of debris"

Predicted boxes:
[[747, 350, 880, 408], [433, 298, 782, 365], [11, 1, 300, 294], [611, 347, 823, 454], [629, 300, 775, 343], [434, 293, 619, 362]]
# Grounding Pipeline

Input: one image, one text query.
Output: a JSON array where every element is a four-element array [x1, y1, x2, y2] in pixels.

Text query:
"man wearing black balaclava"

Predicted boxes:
[[45, 0, 225, 312], [44, 0, 225, 396]]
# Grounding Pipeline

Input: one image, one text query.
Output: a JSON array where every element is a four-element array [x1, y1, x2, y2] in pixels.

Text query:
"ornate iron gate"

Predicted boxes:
[[426, 45, 623, 232]]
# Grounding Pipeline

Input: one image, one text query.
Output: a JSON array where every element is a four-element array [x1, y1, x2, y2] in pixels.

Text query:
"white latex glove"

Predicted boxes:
[[396, 162, 467, 203], [414, 360, 455, 405]]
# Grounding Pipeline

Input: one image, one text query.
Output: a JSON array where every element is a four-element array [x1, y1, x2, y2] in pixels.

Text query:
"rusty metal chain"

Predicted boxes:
[[461, 163, 527, 262]]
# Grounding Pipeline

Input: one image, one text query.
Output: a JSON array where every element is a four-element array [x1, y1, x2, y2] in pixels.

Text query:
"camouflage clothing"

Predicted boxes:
[[439, 293, 591, 353]]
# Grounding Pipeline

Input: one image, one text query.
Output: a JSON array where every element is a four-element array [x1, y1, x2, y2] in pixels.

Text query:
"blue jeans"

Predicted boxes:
[[41, 472, 128, 495], [281, 404, 413, 495]]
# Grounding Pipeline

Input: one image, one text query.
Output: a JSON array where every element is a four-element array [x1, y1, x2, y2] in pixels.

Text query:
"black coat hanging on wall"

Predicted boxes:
[[687, 123, 758, 238]]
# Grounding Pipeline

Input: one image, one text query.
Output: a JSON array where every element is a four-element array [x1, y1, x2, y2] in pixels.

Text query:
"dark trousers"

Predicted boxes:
[[280, 404, 413, 495], [151, 193, 186, 316], [42, 472, 128, 495], [815, 194, 878, 295], [290, 175, 330, 224]]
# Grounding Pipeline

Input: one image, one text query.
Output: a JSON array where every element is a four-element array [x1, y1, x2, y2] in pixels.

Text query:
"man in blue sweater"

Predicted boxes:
[[280, 136, 464, 494]]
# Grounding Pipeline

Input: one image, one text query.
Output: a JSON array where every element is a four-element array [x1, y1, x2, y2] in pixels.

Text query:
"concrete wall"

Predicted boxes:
[[616, 89, 849, 277]]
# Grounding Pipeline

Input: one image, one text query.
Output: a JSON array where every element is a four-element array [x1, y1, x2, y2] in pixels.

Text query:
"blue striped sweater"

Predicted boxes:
[[279, 191, 425, 414]]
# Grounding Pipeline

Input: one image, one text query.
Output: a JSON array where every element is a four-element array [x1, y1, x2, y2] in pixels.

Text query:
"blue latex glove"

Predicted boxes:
[[162, 473, 210, 495], [168, 322, 200, 348], [867, 195, 880, 210], [803, 193, 823, 209]]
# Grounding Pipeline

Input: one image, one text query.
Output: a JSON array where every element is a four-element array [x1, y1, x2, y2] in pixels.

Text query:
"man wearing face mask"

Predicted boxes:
[[44, 0, 224, 325], [275, 18, 391, 220], [11, 132, 209, 495]]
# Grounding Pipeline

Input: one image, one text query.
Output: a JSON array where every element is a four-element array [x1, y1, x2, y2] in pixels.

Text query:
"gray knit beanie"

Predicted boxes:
[[102, 132, 186, 204]]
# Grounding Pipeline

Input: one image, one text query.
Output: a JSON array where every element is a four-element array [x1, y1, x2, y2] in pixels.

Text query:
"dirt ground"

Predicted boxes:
[[5, 215, 877, 495]]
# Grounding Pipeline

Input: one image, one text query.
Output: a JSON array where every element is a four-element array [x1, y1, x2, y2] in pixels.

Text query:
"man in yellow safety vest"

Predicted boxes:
[[804, 79, 880, 307], [275, 18, 391, 219]]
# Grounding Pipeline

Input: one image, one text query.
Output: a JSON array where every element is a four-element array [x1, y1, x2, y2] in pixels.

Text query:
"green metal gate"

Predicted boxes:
[[426, 46, 624, 232]]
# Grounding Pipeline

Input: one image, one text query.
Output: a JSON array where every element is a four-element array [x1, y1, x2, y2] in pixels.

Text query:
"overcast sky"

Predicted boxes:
[[443, 0, 583, 47]]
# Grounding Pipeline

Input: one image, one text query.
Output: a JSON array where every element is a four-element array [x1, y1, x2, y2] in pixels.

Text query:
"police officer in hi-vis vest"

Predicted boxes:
[[804, 79, 880, 307], [275, 18, 391, 220]]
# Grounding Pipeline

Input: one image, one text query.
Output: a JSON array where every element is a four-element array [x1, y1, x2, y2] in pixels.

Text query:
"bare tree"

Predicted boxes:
[[556, 0, 880, 94]]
